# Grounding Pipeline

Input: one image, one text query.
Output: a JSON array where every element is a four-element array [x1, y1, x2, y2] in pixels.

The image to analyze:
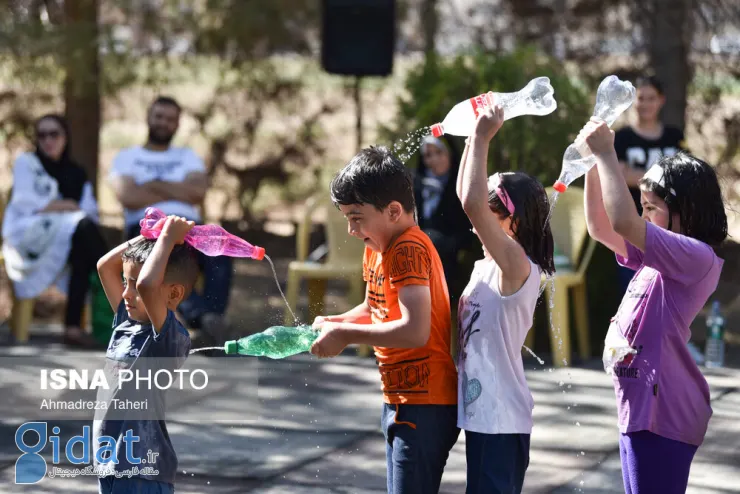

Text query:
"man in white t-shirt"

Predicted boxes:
[[109, 96, 232, 341]]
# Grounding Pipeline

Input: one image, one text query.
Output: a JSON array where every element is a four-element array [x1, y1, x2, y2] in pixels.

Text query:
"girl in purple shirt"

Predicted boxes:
[[580, 117, 727, 494]]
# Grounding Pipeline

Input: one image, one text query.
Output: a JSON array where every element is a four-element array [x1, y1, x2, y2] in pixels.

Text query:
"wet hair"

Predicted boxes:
[[149, 96, 181, 115], [635, 75, 664, 95], [121, 238, 200, 296], [639, 152, 727, 246], [330, 146, 416, 213], [489, 172, 555, 276]]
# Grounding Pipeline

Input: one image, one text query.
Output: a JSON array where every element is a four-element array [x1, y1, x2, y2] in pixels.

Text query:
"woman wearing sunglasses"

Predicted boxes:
[[2, 114, 107, 347]]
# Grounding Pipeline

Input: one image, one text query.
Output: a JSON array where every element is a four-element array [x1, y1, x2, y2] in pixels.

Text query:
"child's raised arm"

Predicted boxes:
[[456, 137, 471, 201], [97, 236, 144, 312], [137, 216, 194, 331], [582, 118, 646, 252], [460, 101, 530, 291], [584, 163, 628, 258]]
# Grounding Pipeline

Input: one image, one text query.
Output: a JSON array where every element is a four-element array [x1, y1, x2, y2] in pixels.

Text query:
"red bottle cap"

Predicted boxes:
[[553, 181, 567, 193], [431, 123, 444, 137], [253, 246, 265, 261]]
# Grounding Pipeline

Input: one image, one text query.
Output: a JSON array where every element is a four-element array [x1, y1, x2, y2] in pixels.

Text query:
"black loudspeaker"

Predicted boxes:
[[321, 0, 395, 77]]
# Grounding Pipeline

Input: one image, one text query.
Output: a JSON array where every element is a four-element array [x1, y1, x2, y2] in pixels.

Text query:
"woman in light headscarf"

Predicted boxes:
[[413, 135, 474, 296], [2, 114, 108, 347]]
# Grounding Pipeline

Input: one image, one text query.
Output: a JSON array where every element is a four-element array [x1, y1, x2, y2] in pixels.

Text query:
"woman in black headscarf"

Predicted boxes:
[[413, 135, 474, 297], [2, 114, 107, 347]]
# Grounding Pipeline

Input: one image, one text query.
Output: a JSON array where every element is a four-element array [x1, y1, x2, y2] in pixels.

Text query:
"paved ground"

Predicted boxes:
[[0, 330, 738, 494]]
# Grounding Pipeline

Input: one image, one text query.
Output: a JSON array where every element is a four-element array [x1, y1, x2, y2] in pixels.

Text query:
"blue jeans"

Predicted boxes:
[[126, 224, 233, 327], [381, 403, 459, 494], [465, 431, 530, 494], [99, 476, 174, 494]]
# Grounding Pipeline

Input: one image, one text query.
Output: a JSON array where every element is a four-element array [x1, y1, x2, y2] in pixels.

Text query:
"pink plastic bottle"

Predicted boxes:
[[139, 207, 265, 260]]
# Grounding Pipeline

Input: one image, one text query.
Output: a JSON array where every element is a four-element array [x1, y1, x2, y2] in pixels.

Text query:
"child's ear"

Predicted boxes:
[[387, 201, 403, 222], [168, 283, 186, 306]]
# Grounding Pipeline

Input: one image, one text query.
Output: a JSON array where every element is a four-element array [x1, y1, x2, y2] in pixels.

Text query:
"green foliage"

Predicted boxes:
[[382, 47, 593, 185]]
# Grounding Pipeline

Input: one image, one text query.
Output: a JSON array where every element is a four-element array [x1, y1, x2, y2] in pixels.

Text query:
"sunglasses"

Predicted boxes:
[[37, 130, 62, 140]]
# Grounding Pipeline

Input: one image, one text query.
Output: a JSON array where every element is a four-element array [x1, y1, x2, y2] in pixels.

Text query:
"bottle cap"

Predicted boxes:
[[224, 340, 237, 354], [252, 246, 265, 261], [431, 123, 444, 138], [553, 181, 567, 193]]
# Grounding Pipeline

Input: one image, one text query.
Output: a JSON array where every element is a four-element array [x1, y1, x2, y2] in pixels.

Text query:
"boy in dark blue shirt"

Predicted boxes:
[[94, 216, 199, 494]]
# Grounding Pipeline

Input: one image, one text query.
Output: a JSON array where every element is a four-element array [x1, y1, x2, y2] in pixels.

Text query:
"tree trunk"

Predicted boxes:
[[642, 0, 693, 131], [63, 0, 101, 194], [420, 0, 438, 58]]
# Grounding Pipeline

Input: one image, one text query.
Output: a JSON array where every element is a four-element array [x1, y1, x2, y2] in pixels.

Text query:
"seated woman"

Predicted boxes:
[[2, 114, 108, 347], [413, 135, 474, 296]]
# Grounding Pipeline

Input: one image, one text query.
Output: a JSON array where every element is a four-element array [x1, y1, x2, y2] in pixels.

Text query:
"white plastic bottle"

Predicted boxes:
[[431, 77, 556, 137], [553, 75, 635, 193]]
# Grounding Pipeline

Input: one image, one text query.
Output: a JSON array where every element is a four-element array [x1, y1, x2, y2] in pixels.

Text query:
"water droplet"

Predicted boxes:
[[576, 422, 581, 426], [207, 481, 211, 485], [559, 381, 564, 386]]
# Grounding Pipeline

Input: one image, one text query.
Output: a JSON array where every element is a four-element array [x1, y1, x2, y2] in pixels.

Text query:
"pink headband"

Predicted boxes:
[[489, 173, 515, 215]]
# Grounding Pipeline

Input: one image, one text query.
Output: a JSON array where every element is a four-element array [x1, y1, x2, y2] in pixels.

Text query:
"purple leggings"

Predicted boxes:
[[619, 430, 698, 494]]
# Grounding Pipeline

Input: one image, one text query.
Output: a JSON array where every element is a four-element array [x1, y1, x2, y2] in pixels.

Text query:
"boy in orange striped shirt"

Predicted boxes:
[[310, 146, 459, 493]]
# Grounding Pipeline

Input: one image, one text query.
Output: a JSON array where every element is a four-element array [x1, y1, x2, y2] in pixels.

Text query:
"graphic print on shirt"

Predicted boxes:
[[365, 266, 389, 321], [625, 146, 678, 171], [458, 299, 482, 415], [612, 269, 655, 378], [133, 157, 186, 180]]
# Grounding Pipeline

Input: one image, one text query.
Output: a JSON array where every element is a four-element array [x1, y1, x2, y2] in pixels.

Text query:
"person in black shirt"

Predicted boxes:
[[613, 75, 686, 292]]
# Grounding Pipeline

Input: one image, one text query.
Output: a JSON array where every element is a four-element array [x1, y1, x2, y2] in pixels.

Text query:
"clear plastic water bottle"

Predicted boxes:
[[430, 77, 556, 137], [553, 75, 636, 193], [704, 301, 725, 368]]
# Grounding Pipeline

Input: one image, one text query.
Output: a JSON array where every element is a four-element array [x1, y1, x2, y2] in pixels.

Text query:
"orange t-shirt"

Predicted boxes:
[[363, 226, 458, 405]]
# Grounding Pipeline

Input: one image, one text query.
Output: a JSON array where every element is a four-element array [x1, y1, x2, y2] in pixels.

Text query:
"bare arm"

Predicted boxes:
[[621, 161, 645, 188], [137, 217, 195, 331], [585, 166, 628, 257], [110, 176, 171, 210], [460, 105, 531, 294], [97, 235, 144, 311], [584, 118, 647, 252], [337, 284, 431, 348], [456, 138, 471, 200], [146, 172, 208, 205], [39, 199, 80, 213]]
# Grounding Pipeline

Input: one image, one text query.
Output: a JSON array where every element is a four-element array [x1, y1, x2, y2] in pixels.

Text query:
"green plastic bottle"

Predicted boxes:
[[224, 325, 319, 359]]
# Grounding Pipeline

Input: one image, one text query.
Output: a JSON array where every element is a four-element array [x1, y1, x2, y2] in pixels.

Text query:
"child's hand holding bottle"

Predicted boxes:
[[161, 216, 195, 244], [473, 97, 505, 143], [578, 117, 617, 158]]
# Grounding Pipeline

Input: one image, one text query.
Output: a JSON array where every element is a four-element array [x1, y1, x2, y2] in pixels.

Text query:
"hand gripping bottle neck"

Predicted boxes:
[[431, 77, 557, 138], [139, 207, 265, 260], [552, 75, 636, 193]]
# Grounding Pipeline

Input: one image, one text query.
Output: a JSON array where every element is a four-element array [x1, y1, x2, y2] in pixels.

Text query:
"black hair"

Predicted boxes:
[[149, 96, 181, 114], [489, 172, 555, 276], [635, 75, 664, 95], [330, 146, 416, 213], [639, 152, 727, 246], [121, 238, 200, 296]]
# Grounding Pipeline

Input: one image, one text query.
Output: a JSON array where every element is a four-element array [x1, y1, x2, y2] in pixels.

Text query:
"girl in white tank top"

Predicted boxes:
[[455, 102, 555, 493]]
